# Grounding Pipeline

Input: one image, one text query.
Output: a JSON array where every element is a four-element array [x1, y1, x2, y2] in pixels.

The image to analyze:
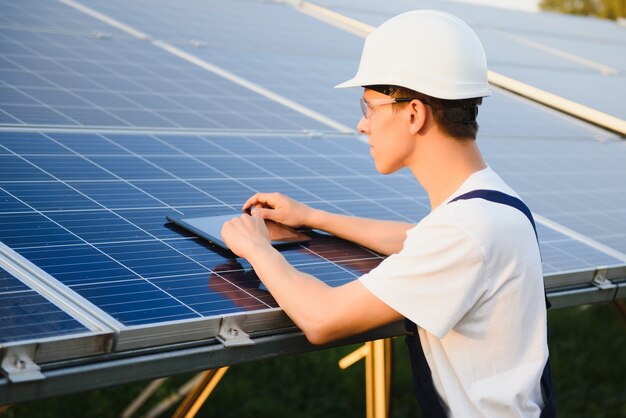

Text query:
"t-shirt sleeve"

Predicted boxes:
[[359, 220, 487, 339]]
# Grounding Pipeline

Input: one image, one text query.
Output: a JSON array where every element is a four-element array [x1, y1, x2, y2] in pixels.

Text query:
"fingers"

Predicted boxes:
[[242, 195, 257, 214], [243, 192, 286, 212], [250, 206, 272, 220], [221, 213, 270, 256], [242, 193, 273, 212]]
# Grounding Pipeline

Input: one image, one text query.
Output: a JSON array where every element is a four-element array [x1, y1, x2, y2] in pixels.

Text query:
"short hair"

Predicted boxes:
[[372, 85, 483, 140]]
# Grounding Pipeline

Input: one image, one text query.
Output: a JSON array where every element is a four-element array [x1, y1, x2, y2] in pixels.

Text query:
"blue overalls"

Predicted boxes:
[[404, 190, 557, 417]]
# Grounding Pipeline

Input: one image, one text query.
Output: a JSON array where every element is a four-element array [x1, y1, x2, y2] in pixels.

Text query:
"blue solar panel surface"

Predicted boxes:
[[0, 264, 88, 342]]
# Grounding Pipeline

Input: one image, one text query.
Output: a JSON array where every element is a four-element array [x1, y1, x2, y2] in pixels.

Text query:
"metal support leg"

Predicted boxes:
[[142, 373, 206, 418], [339, 339, 392, 418], [121, 377, 168, 418], [172, 367, 229, 418]]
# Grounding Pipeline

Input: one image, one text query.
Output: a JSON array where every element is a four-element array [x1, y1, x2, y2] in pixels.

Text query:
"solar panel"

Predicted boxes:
[[0, 0, 624, 404]]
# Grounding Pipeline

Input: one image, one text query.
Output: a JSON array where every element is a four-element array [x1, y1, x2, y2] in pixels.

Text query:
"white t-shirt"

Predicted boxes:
[[360, 167, 548, 417]]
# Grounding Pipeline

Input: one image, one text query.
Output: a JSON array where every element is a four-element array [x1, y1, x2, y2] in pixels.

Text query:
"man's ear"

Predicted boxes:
[[408, 100, 428, 135]]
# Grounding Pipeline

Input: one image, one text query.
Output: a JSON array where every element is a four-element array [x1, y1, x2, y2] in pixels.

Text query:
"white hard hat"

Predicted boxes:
[[336, 10, 491, 100]]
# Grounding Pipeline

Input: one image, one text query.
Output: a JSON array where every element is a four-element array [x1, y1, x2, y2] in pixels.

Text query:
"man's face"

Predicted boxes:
[[357, 89, 415, 175]]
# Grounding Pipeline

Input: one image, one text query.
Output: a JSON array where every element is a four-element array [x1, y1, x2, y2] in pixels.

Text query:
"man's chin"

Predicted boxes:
[[374, 162, 398, 175]]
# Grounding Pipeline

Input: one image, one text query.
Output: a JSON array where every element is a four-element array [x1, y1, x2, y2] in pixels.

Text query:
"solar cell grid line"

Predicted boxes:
[[0, 129, 616, 258], [0, 145, 278, 324], [0, 70, 85, 127], [194, 148, 406, 216]]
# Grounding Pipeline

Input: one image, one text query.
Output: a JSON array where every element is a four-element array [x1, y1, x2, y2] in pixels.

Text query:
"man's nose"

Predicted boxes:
[[357, 116, 369, 134]]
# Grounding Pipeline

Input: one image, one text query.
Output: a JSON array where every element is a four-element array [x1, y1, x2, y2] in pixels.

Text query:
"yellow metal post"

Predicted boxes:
[[172, 366, 229, 418], [339, 338, 392, 418]]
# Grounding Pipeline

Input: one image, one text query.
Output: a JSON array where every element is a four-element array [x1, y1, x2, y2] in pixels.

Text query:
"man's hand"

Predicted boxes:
[[221, 213, 271, 259], [242, 192, 315, 228]]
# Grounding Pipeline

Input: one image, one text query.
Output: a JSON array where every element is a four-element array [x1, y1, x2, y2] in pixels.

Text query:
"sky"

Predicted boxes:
[[448, 0, 540, 12]]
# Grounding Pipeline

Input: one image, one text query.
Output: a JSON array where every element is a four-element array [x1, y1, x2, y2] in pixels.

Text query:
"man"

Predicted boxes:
[[222, 10, 555, 417]]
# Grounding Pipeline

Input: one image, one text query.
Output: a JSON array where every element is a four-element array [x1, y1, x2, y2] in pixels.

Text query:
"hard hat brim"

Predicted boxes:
[[334, 77, 361, 89], [335, 75, 492, 99]]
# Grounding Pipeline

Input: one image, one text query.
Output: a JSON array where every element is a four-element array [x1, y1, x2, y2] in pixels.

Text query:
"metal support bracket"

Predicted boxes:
[[592, 268, 615, 290], [1, 346, 45, 383], [216, 317, 254, 347]]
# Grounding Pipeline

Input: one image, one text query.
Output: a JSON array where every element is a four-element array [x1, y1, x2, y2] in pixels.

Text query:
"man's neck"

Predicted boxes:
[[408, 134, 487, 210]]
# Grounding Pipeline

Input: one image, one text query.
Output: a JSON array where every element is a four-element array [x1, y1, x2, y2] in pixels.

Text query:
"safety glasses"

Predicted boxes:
[[359, 97, 424, 119]]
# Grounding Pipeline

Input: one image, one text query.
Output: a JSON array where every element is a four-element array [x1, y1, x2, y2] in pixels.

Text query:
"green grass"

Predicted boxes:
[[5, 301, 625, 417]]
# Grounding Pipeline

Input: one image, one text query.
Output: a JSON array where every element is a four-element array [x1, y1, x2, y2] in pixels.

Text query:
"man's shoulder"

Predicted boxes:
[[423, 193, 535, 248]]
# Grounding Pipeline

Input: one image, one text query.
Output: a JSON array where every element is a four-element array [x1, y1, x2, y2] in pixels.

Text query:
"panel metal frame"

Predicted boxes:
[[0, 243, 113, 366]]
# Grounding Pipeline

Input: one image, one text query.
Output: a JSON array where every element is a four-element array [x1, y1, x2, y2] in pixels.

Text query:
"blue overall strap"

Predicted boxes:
[[404, 189, 556, 417], [450, 190, 548, 309], [404, 318, 448, 417]]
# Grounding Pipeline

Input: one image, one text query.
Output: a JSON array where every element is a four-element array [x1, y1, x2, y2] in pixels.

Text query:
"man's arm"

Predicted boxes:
[[244, 192, 413, 255], [221, 214, 402, 345]]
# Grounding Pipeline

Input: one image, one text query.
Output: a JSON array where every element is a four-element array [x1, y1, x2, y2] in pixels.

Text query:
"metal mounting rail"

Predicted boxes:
[[0, 322, 405, 405]]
